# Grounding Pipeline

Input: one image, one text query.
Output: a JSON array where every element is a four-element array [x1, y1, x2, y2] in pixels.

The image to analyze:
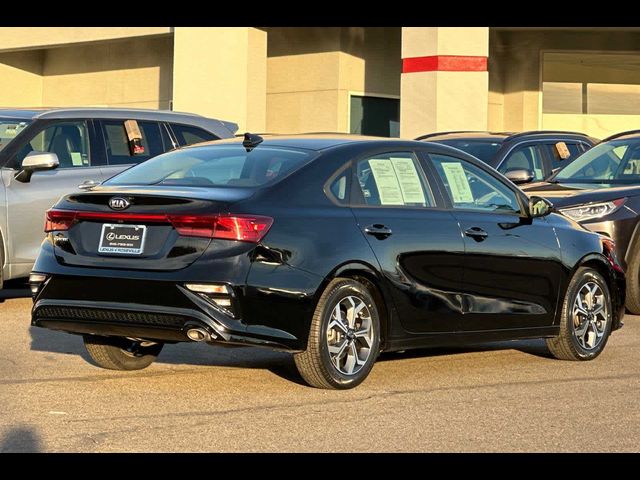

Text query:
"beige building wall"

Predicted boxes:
[[0, 50, 43, 107], [172, 27, 267, 132], [266, 27, 401, 134], [490, 28, 640, 137], [42, 36, 173, 109], [0, 27, 171, 52], [400, 27, 489, 139]]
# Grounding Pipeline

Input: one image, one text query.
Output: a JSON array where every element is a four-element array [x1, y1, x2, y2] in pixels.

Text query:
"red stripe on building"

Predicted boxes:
[[402, 55, 487, 73]]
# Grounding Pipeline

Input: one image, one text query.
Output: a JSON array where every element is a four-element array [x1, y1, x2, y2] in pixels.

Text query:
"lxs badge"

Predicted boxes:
[[109, 197, 130, 210]]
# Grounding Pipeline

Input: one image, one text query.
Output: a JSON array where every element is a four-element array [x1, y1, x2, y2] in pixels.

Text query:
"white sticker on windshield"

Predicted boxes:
[[369, 159, 404, 205], [441, 162, 474, 203], [390, 157, 426, 204]]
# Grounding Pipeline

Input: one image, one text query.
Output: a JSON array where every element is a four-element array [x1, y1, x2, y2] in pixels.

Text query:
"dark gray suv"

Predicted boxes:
[[0, 107, 237, 289]]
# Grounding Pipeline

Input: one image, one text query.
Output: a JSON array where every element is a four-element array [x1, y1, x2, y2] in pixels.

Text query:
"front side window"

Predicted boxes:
[[354, 152, 434, 207], [431, 154, 522, 214], [15, 120, 90, 168], [498, 145, 545, 181], [0, 118, 31, 152], [101, 120, 165, 165], [554, 138, 640, 183], [106, 145, 315, 188]]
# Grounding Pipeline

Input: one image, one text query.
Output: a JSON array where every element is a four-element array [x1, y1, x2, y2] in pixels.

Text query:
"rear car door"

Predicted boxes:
[[426, 151, 564, 331], [1, 119, 106, 269], [349, 149, 465, 334], [97, 119, 168, 182]]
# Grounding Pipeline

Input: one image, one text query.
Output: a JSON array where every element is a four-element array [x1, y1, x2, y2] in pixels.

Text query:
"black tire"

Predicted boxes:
[[294, 278, 381, 389], [83, 335, 163, 371], [625, 247, 640, 314], [546, 267, 612, 361]]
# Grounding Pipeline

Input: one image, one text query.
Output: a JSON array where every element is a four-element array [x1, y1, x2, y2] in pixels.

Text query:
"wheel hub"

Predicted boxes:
[[326, 295, 374, 376], [572, 281, 608, 351]]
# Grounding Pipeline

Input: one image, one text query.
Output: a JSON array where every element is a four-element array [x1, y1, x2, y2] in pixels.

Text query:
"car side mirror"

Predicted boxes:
[[505, 168, 535, 185], [529, 195, 554, 218], [15, 151, 59, 183]]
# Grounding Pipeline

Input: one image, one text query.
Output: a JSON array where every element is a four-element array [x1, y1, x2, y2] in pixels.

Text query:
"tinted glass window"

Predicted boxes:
[[437, 139, 502, 162], [554, 138, 640, 183], [330, 173, 348, 203], [354, 152, 434, 207], [101, 120, 164, 165], [498, 145, 545, 181], [106, 145, 315, 188], [431, 154, 521, 214], [350, 95, 400, 137], [171, 124, 218, 146], [15, 120, 91, 168], [0, 118, 30, 152]]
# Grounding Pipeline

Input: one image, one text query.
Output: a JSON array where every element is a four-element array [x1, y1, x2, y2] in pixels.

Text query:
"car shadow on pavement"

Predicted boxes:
[[29, 325, 552, 385], [0, 426, 43, 453], [29, 326, 94, 363], [377, 338, 554, 362]]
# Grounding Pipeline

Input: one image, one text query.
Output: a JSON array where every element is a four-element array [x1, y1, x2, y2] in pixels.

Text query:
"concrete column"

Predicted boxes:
[[400, 27, 489, 139], [172, 27, 266, 132]]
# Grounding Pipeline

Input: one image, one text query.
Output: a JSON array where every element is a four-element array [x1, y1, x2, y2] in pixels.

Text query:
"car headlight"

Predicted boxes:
[[559, 198, 626, 222]]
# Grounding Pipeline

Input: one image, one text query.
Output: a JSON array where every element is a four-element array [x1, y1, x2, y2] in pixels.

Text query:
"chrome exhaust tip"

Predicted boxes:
[[186, 328, 210, 342]]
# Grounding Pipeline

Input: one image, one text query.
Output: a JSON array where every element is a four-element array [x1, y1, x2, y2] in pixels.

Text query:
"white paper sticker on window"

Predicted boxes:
[[390, 157, 425, 204], [70, 152, 83, 167], [441, 162, 474, 203], [368, 159, 404, 205]]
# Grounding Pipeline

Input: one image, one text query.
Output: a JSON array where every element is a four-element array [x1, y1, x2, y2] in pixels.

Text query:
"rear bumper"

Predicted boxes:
[[31, 276, 302, 351]]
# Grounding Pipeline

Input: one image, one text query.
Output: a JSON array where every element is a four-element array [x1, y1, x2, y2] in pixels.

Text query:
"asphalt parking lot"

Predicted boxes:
[[1, 297, 639, 452]]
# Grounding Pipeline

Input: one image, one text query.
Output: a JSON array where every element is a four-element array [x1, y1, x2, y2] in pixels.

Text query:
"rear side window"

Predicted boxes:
[[170, 124, 218, 146], [106, 145, 315, 188], [354, 152, 434, 207], [101, 120, 165, 165]]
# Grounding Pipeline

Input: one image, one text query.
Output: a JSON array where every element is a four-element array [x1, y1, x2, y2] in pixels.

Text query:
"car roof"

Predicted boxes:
[[418, 130, 596, 143], [0, 107, 238, 137], [198, 134, 426, 151], [418, 131, 512, 142]]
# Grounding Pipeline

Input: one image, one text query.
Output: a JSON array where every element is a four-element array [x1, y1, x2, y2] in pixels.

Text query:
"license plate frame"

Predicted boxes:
[[98, 223, 147, 256]]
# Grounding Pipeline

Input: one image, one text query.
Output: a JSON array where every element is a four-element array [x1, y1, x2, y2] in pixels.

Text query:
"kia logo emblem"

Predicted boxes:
[[109, 197, 130, 210]]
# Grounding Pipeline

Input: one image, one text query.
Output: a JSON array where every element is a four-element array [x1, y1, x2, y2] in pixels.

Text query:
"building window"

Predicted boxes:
[[543, 52, 640, 115], [350, 95, 400, 137]]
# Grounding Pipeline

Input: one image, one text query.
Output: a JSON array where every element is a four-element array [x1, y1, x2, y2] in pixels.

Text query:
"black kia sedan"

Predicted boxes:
[[30, 134, 625, 389], [524, 130, 640, 314]]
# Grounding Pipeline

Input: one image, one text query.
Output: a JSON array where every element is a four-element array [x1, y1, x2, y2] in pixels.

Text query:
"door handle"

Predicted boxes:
[[464, 227, 488, 241], [78, 180, 99, 190], [364, 224, 393, 240]]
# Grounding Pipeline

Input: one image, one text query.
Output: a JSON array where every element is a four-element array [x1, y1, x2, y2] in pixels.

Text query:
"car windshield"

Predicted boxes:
[[553, 138, 640, 183], [0, 118, 31, 152], [106, 144, 316, 188], [436, 139, 502, 162]]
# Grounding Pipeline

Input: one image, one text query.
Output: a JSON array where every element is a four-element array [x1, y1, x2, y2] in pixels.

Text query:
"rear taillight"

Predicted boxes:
[[44, 209, 273, 243], [44, 209, 77, 232]]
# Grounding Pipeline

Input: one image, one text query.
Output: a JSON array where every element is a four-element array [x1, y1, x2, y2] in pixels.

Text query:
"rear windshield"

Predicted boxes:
[[106, 144, 316, 188], [0, 118, 31, 152], [436, 139, 502, 163]]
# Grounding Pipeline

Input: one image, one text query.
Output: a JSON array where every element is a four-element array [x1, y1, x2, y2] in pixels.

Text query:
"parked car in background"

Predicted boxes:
[[0, 108, 237, 290], [524, 130, 640, 314], [417, 130, 597, 185], [30, 134, 624, 389]]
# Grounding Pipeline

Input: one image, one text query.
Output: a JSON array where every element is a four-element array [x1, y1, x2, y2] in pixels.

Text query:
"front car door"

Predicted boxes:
[[426, 151, 564, 331], [497, 142, 548, 182], [349, 149, 466, 334], [1, 119, 105, 277]]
